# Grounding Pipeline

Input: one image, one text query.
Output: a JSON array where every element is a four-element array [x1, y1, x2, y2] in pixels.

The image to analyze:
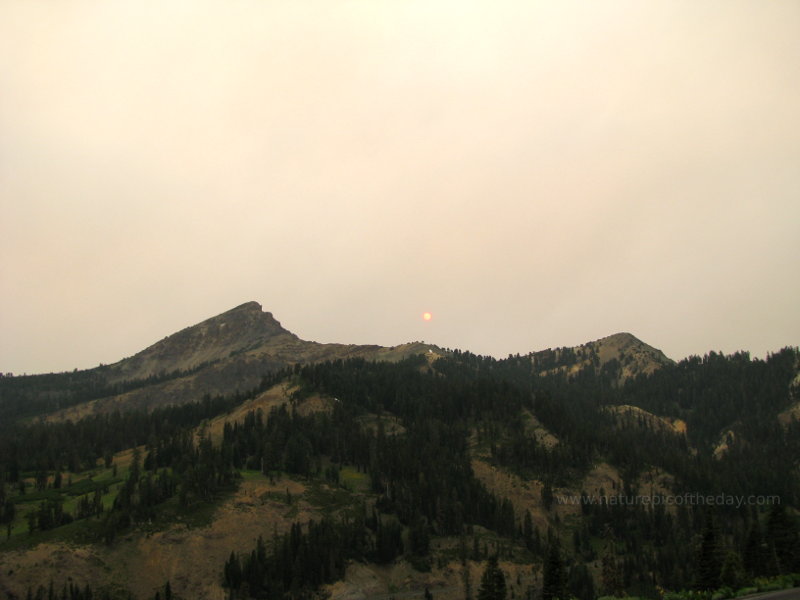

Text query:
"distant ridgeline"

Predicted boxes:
[[0, 360, 219, 426], [0, 307, 798, 600]]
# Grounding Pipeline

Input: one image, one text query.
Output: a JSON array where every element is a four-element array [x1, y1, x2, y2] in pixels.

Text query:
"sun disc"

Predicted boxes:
[[422, 312, 432, 321]]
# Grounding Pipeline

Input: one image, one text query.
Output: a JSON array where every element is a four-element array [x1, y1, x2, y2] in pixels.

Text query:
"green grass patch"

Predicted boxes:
[[339, 466, 369, 492], [660, 575, 800, 600], [11, 476, 120, 505], [146, 486, 237, 532], [0, 514, 107, 551], [11, 489, 62, 504], [64, 476, 122, 496], [304, 481, 359, 516], [260, 490, 294, 505], [61, 495, 79, 516], [0, 473, 229, 550], [240, 469, 268, 482]]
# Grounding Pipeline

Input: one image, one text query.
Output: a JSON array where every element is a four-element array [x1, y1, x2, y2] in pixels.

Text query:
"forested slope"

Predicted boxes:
[[0, 311, 798, 599]]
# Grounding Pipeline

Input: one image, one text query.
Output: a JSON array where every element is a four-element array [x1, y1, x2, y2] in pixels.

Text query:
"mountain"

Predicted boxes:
[[29, 303, 670, 423], [1, 303, 798, 600], [103, 301, 296, 383], [530, 332, 673, 382], [29, 302, 442, 421], [585, 331, 673, 378]]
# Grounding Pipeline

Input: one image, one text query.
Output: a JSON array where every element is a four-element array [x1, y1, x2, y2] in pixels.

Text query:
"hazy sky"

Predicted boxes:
[[1, 1, 798, 374]]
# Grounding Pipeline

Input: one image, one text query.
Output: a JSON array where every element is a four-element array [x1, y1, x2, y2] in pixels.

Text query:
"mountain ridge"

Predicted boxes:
[[44, 303, 446, 420], [101, 302, 675, 388], [10, 301, 674, 422], [1, 304, 797, 600]]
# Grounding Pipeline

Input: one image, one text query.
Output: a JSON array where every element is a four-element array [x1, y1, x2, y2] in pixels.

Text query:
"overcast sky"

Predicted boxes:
[[1, 1, 798, 375]]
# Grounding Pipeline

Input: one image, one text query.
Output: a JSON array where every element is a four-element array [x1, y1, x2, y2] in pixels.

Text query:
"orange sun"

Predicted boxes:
[[422, 312, 433, 321]]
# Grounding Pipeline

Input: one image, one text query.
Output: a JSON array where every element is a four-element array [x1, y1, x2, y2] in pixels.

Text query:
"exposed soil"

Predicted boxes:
[[0, 475, 312, 600]]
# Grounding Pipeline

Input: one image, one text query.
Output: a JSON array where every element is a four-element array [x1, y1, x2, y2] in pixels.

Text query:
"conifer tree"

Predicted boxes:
[[463, 562, 473, 600], [601, 548, 624, 597], [766, 504, 799, 573], [542, 481, 554, 511], [720, 551, 744, 589], [694, 518, 721, 591], [743, 524, 766, 577], [478, 555, 507, 600], [543, 540, 566, 600]]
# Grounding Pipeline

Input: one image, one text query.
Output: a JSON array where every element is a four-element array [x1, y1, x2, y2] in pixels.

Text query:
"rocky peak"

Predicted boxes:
[[589, 332, 672, 379], [531, 332, 672, 382], [104, 301, 295, 382]]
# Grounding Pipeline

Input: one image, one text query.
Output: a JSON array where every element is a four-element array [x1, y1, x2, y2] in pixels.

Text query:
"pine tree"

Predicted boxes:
[[542, 540, 566, 600], [694, 518, 721, 591], [542, 481, 554, 511], [720, 551, 744, 589], [478, 555, 507, 600], [224, 551, 242, 589], [568, 563, 596, 600], [743, 524, 766, 577], [463, 563, 473, 600], [766, 504, 799, 573], [410, 515, 431, 556], [601, 548, 624, 597], [523, 510, 535, 552]]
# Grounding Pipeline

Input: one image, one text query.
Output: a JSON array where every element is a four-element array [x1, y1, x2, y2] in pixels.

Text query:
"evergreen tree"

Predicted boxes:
[[694, 518, 721, 591], [542, 481, 554, 511], [766, 504, 799, 573], [568, 562, 596, 600], [523, 510, 534, 551], [542, 541, 566, 600], [223, 551, 242, 589], [743, 524, 767, 577], [720, 551, 744, 589], [601, 548, 624, 597], [463, 562, 473, 600], [477, 555, 507, 600], [410, 515, 431, 556]]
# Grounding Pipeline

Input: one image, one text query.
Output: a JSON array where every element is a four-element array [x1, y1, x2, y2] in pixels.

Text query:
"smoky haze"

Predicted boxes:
[[1, 1, 798, 374]]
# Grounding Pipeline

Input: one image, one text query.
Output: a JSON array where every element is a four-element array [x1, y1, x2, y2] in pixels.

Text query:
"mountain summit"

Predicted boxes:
[[105, 302, 295, 383], [47, 302, 441, 420], [589, 331, 673, 378], [530, 331, 672, 382]]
